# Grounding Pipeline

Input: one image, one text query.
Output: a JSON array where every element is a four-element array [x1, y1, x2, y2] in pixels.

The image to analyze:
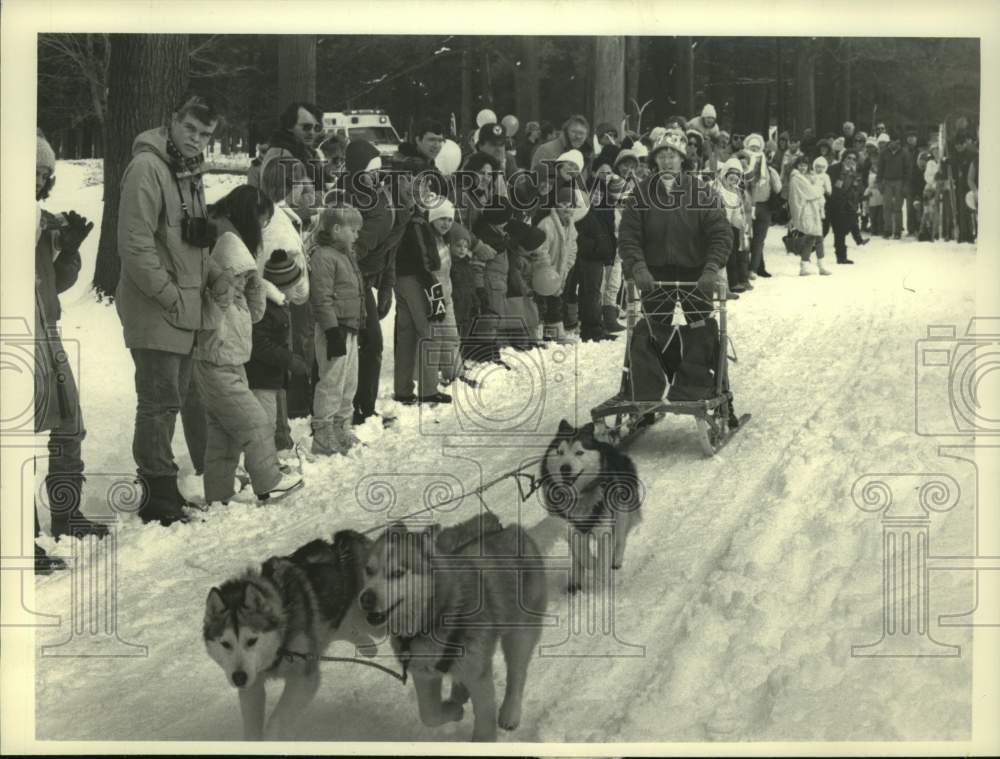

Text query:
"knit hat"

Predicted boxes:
[[449, 222, 472, 246], [743, 133, 765, 152], [701, 104, 717, 119], [427, 197, 455, 224], [631, 143, 649, 159], [263, 249, 303, 288], [866, 137, 878, 149], [721, 157, 743, 177], [345, 139, 382, 174], [607, 174, 628, 197], [685, 129, 704, 146], [556, 149, 585, 172], [37, 129, 56, 170], [507, 219, 546, 252], [877, 132, 890, 145], [812, 156, 828, 173], [650, 131, 687, 161], [613, 148, 639, 169], [649, 126, 667, 144], [843, 121, 855, 132]]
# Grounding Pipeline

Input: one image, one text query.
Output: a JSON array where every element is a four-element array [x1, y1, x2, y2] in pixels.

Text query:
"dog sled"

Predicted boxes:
[[591, 279, 750, 456]]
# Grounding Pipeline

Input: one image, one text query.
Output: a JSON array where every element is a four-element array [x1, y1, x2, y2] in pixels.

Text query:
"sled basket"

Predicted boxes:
[[591, 280, 749, 455]]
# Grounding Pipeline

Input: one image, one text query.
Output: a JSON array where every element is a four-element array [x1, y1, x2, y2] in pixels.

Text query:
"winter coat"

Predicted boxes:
[[394, 214, 443, 283], [449, 254, 479, 326], [618, 172, 732, 279], [36, 210, 81, 326], [115, 126, 213, 354], [788, 169, 825, 236], [749, 162, 782, 205], [575, 202, 616, 265], [924, 157, 940, 187], [257, 204, 309, 305], [34, 210, 82, 433], [245, 282, 295, 390], [472, 220, 510, 295], [194, 232, 266, 367], [717, 181, 749, 239], [308, 239, 366, 332], [252, 129, 324, 202], [876, 146, 911, 183], [536, 212, 579, 292], [345, 181, 396, 286], [827, 163, 862, 217], [779, 149, 804, 199]]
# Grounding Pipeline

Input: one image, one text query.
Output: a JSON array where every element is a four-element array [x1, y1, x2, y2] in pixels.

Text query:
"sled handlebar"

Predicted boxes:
[[624, 279, 729, 298]]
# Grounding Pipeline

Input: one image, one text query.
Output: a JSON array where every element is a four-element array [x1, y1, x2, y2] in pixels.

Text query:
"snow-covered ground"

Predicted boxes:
[[32, 160, 978, 742]]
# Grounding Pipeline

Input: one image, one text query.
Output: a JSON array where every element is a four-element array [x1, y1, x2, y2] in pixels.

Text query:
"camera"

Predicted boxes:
[[915, 317, 1000, 435], [181, 216, 215, 249]]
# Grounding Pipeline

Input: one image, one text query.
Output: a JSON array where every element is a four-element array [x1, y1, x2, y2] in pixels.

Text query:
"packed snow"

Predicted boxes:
[[32, 160, 977, 742]]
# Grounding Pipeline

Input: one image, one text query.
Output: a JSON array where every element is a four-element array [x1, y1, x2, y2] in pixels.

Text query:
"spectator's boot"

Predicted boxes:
[[554, 324, 579, 345], [818, 259, 833, 276], [543, 323, 560, 344], [35, 543, 67, 575], [564, 303, 579, 332], [139, 476, 192, 527], [257, 472, 304, 503], [602, 305, 625, 333], [310, 421, 339, 456], [47, 475, 110, 540], [799, 261, 812, 276]]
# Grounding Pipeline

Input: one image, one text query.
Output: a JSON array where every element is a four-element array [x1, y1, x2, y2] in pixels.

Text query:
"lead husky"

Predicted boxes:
[[540, 419, 643, 592], [203, 529, 379, 740], [359, 515, 548, 742]]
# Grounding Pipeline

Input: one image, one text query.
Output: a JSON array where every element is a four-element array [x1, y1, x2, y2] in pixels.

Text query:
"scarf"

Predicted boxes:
[[165, 137, 205, 178]]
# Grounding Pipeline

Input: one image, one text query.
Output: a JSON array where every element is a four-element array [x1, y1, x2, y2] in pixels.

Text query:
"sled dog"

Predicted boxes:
[[360, 515, 548, 742], [203, 529, 378, 740], [540, 418, 644, 592]]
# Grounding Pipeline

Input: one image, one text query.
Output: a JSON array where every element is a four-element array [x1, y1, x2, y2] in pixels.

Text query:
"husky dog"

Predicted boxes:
[[203, 529, 378, 740], [360, 516, 548, 742], [540, 419, 643, 592]]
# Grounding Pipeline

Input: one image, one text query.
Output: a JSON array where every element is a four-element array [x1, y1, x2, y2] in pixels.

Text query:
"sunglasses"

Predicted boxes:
[[297, 123, 324, 133]]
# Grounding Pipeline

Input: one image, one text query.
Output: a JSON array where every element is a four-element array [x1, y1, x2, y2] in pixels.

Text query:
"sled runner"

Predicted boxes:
[[591, 280, 750, 455]]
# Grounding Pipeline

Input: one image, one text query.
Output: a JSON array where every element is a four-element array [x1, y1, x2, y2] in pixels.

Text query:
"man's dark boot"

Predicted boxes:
[[139, 476, 191, 527], [602, 305, 625, 333], [47, 475, 110, 540], [35, 543, 67, 575]]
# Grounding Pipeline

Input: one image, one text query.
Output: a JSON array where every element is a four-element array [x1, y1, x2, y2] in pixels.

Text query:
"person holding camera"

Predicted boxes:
[[34, 129, 108, 572], [115, 93, 223, 526]]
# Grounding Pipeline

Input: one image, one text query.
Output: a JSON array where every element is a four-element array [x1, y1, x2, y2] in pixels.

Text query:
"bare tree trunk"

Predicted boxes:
[[794, 40, 816, 135], [93, 34, 189, 300], [515, 36, 540, 122], [676, 36, 695, 117], [482, 49, 494, 107], [626, 36, 641, 121], [775, 37, 785, 133], [277, 35, 316, 107], [840, 38, 852, 125], [460, 46, 473, 135], [594, 37, 626, 132]]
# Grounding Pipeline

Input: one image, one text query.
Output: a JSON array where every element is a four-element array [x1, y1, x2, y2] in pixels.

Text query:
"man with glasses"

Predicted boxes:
[[252, 101, 325, 204], [116, 93, 221, 526]]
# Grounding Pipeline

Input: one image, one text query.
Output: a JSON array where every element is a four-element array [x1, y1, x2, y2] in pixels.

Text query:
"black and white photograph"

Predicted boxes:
[[1, 0, 998, 753]]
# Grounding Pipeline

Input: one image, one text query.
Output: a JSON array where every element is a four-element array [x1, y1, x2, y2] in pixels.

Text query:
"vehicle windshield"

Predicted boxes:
[[349, 126, 399, 144]]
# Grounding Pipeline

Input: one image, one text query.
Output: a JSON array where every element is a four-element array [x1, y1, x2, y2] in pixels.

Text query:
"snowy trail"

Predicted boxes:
[[32, 163, 975, 742]]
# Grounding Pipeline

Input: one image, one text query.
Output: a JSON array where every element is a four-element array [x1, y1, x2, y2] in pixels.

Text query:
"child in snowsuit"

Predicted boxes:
[[534, 186, 580, 343], [812, 156, 832, 239], [788, 155, 832, 276], [447, 222, 482, 364], [717, 158, 752, 295], [245, 250, 311, 445], [194, 189, 303, 503], [470, 205, 513, 363], [308, 205, 366, 455]]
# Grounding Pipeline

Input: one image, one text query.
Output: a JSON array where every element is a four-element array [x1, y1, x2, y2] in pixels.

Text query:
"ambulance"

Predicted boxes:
[[321, 109, 402, 156]]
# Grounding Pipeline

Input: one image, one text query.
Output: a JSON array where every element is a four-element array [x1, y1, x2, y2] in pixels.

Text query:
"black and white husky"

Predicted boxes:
[[540, 419, 644, 592], [203, 530, 380, 740]]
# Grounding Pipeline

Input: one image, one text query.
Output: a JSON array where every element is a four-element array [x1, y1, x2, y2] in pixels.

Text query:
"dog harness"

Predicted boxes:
[[394, 626, 466, 678]]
